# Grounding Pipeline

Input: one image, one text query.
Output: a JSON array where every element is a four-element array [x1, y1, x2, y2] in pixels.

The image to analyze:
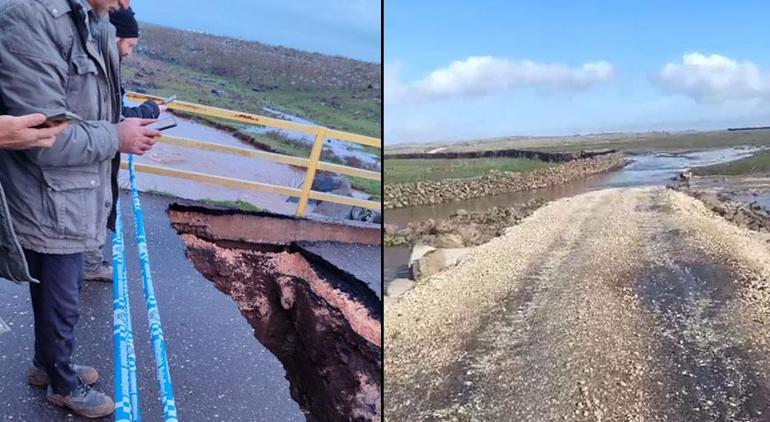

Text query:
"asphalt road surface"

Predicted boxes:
[[385, 187, 770, 421], [0, 192, 305, 421]]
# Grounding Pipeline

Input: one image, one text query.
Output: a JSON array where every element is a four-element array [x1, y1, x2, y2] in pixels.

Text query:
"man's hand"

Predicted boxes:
[[158, 104, 169, 113], [0, 114, 67, 150], [117, 118, 160, 155]]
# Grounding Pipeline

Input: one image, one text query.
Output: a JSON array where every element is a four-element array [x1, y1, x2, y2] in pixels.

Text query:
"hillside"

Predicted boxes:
[[123, 23, 381, 138]]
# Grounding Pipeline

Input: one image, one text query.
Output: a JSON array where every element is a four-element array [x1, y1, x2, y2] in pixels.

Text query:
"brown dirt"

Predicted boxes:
[[180, 234, 381, 421], [384, 199, 545, 248]]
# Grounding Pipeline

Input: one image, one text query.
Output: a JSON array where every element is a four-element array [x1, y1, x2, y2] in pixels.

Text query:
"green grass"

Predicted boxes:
[[384, 157, 555, 184], [350, 176, 381, 200], [123, 54, 380, 138], [692, 150, 770, 176], [406, 129, 770, 155], [200, 198, 263, 212], [146, 189, 178, 198]]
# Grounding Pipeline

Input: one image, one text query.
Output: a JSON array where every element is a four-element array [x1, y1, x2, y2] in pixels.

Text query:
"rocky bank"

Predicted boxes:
[[384, 152, 625, 209], [384, 199, 545, 248]]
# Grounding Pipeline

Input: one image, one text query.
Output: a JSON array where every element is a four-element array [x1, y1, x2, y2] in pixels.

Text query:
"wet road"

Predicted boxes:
[[385, 187, 770, 421], [0, 192, 305, 421]]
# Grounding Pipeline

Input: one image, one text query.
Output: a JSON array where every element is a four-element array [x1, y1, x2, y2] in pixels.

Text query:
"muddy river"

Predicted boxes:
[[384, 147, 762, 286]]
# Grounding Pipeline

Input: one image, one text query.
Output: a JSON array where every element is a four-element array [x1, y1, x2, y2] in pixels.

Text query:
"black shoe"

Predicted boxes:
[[47, 383, 115, 419]]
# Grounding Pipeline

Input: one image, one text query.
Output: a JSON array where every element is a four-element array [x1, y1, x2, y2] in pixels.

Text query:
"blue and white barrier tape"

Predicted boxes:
[[112, 199, 140, 422], [128, 154, 179, 422]]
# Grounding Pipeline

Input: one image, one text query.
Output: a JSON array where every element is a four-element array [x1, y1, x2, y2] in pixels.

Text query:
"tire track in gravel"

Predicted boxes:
[[631, 189, 770, 421]]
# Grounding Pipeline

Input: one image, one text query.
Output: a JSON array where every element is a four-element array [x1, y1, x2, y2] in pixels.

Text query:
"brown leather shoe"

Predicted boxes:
[[47, 383, 115, 419], [28, 364, 99, 387]]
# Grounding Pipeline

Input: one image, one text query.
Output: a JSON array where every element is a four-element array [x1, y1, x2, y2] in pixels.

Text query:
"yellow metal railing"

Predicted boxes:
[[125, 92, 381, 216]]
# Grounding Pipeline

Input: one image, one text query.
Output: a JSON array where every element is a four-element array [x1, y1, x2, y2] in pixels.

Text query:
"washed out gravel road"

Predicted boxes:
[[385, 187, 770, 421]]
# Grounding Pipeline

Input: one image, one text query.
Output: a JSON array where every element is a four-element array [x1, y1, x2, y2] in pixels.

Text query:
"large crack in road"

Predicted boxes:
[[385, 187, 770, 421]]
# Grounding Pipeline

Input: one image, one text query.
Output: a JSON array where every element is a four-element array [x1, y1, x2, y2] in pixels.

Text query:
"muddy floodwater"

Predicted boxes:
[[384, 147, 763, 284], [122, 106, 378, 216]]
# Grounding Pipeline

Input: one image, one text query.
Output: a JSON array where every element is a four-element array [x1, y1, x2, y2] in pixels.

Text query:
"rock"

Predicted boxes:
[[677, 169, 692, 182], [386, 278, 415, 298], [384, 153, 626, 209], [313, 174, 353, 195], [313, 188, 354, 220], [409, 243, 436, 266], [411, 248, 472, 281], [433, 233, 464, 248]]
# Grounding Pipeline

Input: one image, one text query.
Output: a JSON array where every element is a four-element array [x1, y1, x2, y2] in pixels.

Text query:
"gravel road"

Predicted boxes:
[[385, 187, 770, 421]]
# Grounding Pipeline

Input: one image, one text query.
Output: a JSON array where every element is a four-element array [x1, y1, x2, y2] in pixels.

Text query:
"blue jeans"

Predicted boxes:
[[25, 249, 84, 395]]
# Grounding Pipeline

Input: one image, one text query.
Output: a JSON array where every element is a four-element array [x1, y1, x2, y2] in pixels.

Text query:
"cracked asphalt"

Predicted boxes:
[[0, 192, 304, 422]]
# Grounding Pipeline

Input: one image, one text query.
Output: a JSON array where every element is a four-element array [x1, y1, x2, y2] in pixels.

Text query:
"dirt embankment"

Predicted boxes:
[[672, 186, 770, 233], [384, 199, 545, 248], [384, 152, 625, 209], [386, 187, 770, 421]]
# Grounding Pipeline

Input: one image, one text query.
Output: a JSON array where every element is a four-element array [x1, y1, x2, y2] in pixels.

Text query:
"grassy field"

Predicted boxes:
[[387, 130, 770, 155], [385, 157, 555, 184], [692, 150, 770, 176], [122, 27, 382, 200], [123, 55, 380, 138]]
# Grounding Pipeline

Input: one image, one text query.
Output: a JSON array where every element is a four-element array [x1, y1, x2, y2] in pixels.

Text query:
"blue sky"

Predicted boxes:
[[130, 0, 380, 62], [386, 0, 770, 143]]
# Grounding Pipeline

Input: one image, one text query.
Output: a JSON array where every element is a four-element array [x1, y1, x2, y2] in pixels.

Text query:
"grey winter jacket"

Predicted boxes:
[[0, 0, 122, 281]]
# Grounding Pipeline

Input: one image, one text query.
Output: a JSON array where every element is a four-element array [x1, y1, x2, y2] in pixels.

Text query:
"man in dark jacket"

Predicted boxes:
[[84, 5, 168, 282], [0, 0, 160, 417]]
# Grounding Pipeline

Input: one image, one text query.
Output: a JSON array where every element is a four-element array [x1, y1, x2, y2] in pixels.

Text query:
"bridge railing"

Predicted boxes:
[[125, 92, 381, 217]]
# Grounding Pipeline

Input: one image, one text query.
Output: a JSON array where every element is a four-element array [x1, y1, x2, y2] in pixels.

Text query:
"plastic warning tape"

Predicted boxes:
[[112, 199, 140, 421], [128, 154, 179, 422]]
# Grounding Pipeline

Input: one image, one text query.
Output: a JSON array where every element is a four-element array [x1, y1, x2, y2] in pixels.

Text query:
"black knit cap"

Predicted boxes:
[[109, 6, 139, 38]]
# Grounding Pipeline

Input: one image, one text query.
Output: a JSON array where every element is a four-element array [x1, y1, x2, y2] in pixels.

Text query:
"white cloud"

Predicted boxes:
[[655, 53, 770, 103], [386, 56, 614, 104]]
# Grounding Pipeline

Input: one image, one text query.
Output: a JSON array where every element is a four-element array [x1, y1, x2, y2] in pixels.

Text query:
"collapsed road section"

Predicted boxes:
[[167, 203, 382, 421]]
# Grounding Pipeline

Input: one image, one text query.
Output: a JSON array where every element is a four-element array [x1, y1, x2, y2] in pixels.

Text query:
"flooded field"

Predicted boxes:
[[384, 147, 764, 285]]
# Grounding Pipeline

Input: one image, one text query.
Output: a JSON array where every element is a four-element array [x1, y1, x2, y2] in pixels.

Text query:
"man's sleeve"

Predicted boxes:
[[122, 101, 160, 119], [0, 4, 119, 167]]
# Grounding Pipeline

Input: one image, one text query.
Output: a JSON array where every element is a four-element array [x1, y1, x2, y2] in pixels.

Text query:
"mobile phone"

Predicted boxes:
[[38, 111, 83, 128], [147, 116, 177, 131], [159, 95, 177, 106]]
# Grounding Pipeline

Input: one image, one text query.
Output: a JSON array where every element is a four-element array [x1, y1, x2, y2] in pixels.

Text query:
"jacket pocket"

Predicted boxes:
[[66, 55, 101, 120], [40, 168, 101, 240]]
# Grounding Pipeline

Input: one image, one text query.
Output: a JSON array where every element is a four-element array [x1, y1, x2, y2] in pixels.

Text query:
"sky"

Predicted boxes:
[[385, 0, 770, 144], [129, 0, 381, 62]]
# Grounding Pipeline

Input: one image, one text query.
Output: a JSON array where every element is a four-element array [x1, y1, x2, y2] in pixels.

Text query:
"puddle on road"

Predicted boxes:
[[167, 203, 382, 421]]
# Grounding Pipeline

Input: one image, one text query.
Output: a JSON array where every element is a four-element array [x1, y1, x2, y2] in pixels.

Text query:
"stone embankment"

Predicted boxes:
[[384, 199, 545, 248], [384, 152, 625, 209]]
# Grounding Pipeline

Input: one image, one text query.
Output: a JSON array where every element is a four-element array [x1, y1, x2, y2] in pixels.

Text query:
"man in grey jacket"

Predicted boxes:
[[0, 115, 67, 282], [0, 0, 160, 417]]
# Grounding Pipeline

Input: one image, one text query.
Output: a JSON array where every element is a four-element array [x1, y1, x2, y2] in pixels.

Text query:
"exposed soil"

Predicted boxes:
[[169, 205, 382, 421], [385, 187, 770, 421], [384, 199, 545, 248], [674, 187, 770, 233]]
